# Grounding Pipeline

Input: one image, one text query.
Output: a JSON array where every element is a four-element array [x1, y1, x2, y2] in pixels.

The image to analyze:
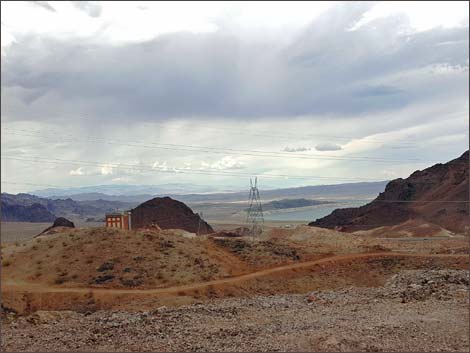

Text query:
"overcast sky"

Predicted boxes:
[[1, 1, 469, 194]]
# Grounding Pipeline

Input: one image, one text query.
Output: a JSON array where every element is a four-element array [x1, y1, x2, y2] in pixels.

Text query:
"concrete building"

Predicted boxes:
[[105, 211, 132, 230]]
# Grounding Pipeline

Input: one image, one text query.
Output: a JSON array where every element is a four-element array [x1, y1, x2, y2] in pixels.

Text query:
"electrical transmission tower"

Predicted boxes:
[[246, 177, 264, 238]]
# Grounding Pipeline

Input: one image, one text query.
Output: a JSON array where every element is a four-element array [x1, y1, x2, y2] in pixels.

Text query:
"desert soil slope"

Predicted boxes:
[[1, 225, 468, 312], [1, 222, 469, 352], [2, 269, 468, 352]]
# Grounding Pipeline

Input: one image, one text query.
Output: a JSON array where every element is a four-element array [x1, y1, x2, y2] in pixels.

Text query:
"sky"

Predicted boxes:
[[1, 1, 469, 194]]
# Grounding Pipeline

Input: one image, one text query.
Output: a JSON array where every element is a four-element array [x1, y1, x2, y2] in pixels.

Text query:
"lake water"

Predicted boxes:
[[263, 201, 368, 222]]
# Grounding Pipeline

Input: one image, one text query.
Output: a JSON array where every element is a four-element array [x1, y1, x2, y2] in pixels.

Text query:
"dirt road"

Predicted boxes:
[[2, 251, 465, 296]]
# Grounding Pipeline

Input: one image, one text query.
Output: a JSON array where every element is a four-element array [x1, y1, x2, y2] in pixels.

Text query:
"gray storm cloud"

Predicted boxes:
[[71, 1, 102, 18], [1, 3, 468, 124], [29, 1, 56, 12], [315, 143, 343, 152]]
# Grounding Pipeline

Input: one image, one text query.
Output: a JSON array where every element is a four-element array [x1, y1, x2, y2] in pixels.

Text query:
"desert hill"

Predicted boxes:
[[2, 224, 467, 316], [130, 197, 214, 234], [310, 151, 469, 233], [1, 225, 361, 290]]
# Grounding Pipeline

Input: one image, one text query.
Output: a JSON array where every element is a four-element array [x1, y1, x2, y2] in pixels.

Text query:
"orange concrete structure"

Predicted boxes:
[[105, 212, 131, 230]]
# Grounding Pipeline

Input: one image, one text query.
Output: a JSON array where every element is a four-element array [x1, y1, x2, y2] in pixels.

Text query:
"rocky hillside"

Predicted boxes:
[[131, 197, 214, 234], [1, 200, 56, 222], [310, 151, 469, 233], [1, 193, 135, 222]]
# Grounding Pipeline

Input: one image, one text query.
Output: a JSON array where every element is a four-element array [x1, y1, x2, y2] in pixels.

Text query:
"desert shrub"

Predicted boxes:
[[119, 277, 143, 287], [2, 259, 11, 267], [97, 262, 114, 272], [54, 277, 67, 284], [91, 275, 115, 284], [32, 245, 38, 251]]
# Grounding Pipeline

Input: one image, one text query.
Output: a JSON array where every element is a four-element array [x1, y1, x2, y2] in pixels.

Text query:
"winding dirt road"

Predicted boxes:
[[2, 251, 465, 296]]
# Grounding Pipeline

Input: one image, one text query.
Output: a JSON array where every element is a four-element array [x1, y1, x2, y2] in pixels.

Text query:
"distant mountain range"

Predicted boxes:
[[310, 151, 469, 233], [1, 200, 56, 223], [2, 181, 388, 223], [31, 181, 389, 203], [32, 183, 236, 198], [1, 193, 136, 222]]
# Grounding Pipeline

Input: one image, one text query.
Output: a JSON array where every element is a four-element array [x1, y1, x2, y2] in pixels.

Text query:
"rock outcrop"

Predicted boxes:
[[130, 197, 214, 234], [37, 217, 75, 236], [310, 151, 469, 233]]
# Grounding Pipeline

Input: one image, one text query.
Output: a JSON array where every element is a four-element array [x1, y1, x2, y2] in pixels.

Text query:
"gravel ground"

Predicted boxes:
[[1, 270, 469, 352]]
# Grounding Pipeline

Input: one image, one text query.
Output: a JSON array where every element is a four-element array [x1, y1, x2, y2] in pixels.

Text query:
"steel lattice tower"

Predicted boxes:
[[246, 177, 264, 238]]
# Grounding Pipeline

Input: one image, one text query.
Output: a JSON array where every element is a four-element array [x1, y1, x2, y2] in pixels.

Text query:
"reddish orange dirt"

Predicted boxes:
[[2, 252, 467, 314]]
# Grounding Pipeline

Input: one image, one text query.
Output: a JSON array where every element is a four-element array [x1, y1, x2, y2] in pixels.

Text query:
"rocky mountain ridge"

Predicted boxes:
[[310, 151, 469, 233]]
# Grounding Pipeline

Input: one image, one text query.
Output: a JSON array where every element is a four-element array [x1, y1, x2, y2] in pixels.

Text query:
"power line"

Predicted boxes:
[[0, 155, 389, 181], [2, 154, 463, 186], [1, 116, 423, 147], [2, 127, 446, 164], [4, 155, 456, 184]]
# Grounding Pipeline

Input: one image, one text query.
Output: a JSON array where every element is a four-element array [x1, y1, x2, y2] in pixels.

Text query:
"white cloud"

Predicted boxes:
[[100, 165, 114, 175], [152, 160, 169, 171], [352, 1, 468, 32], [69, 167, 84, 175], [200, 156, 244, 170], [111, 177, 131, 182]]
